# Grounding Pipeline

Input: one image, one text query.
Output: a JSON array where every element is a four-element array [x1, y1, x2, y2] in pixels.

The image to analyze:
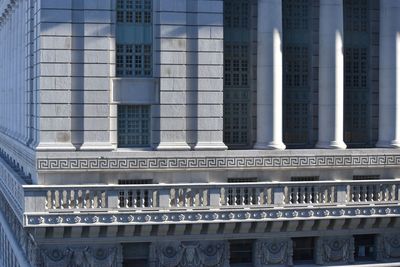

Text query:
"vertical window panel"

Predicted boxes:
[[116, 0, 152, 77], [344, 0, 370, 146], [283, 0, 312, 146], [223, 0, 251, 147]]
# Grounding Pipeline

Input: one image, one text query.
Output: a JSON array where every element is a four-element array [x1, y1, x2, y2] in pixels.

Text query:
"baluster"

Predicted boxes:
[[256, 188, 261, 205], [74, 190, 78, 208], [296, 186, 301, 204], [363, 185, 368, 202], [45, 191, 49, 210], [60, 190, 65, 209], [51, 190, 56, 209], [307, 186, 312, 203], [315, 186, 320, 204], [81, 190, 86, 209], [140, 190, 145, 208], [233, 188, 237, 206], [391, 184, 396, 201], [367, 185, 373, 202], [90, 190, 95, 208], [66, 190, 72, 209], [298, 186, 303, 203], [384, 185, 390, 201], [125, 190, 130, 208], [148, 189, 153, 207]]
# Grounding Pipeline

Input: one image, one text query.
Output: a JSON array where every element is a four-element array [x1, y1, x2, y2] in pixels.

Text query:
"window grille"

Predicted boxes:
[[116, 0, 152, 77], [227, 177, 258, 183], [118, 105, 150, 147], [291, 176, 319, 182], [223, 0, 251, 147], [118, 179, 153, 184], [344, 0, 370, 146], [353, 175, 380, 181], [283, 0, 311, 146]]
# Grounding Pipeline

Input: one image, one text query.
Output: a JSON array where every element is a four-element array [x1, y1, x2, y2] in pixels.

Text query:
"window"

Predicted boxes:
[[283, 0, 312, 147], [292, 237, 315, 263], [223, 0, 252, 147], [118, 105, 150, 147], [353, 175, 380, 180], [354, 235, 376, 261], [116, 0, 152, 77], [344, 0, 371, 146], [291, 176, 319, 182], [229, 240, 253, 265], [123, 243, 150, 267]]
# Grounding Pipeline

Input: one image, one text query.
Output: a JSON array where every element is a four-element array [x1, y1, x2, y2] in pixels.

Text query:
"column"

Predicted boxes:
[[377, 0, 400, 148], [254, 0, 285, 150], [316, 0, 347, 149]]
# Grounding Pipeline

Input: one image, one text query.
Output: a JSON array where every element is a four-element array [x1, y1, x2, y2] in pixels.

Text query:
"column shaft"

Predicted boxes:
[[377, 0, 400, 148], [254, 0, 285, 150], [317, 0, 346, 149]]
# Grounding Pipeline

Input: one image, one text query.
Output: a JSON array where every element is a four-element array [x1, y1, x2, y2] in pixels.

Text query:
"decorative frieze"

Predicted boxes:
[[254, 238, 293, 266], [377, 234, 400, 262], [149, 241, 229, 267], [25, 206, 400, 227], [37, 153, 400, 171], [38, 245, 122, 267], [316, 236, 354, 265]]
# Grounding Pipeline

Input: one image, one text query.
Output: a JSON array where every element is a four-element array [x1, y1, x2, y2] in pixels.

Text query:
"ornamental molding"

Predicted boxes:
[[316, 236, 355, 265], [25, 205, 400, 227], [149, 241, 229, 267], [377, 234, 400, 262], [38, 245, 122, 267], [254, 238, 293, 266], [37, 153, 400, 171]]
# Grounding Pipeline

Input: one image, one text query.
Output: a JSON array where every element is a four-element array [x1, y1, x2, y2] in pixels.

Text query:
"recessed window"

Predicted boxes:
[[229, 240, 253, 265], [354, 235, 376, 261], [123, 243, 149, 267], [353, 175, 380, 180], [291, 176, 319, 182], [292, 237, 315, 264], [118, 105, 150, 147]]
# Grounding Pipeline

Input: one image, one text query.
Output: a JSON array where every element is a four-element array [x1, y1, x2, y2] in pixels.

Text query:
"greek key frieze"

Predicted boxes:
[[37, 154, 400, 171]]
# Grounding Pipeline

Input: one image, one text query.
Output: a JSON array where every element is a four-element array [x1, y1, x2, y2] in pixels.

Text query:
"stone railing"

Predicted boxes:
[[23, 180, 400, 213], [21, 180, 400, 227]]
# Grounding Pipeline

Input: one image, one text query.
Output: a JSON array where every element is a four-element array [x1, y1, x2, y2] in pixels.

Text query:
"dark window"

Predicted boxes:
[[353, 175, 380, 180], [229, 240, 253, 264], [354, 235, 376, 261], [123, 243, 149, 267], [291, 176, 319, 182], [293, 237, 315, 263]]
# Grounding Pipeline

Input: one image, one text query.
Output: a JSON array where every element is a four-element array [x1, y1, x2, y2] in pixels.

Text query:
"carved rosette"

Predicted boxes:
[[149, 241, 229, 267], [377, 234, 400, 261], [316, 236, 354, 265], [253, 238, 293, 266], [39, 245, 122, 267]]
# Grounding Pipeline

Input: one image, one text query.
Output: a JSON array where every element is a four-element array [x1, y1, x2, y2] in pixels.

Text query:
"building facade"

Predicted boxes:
[[0, 0, 400, 266]]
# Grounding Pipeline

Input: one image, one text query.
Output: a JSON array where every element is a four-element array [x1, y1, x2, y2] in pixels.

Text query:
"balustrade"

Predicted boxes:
[[22, 180, 400, 214]]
